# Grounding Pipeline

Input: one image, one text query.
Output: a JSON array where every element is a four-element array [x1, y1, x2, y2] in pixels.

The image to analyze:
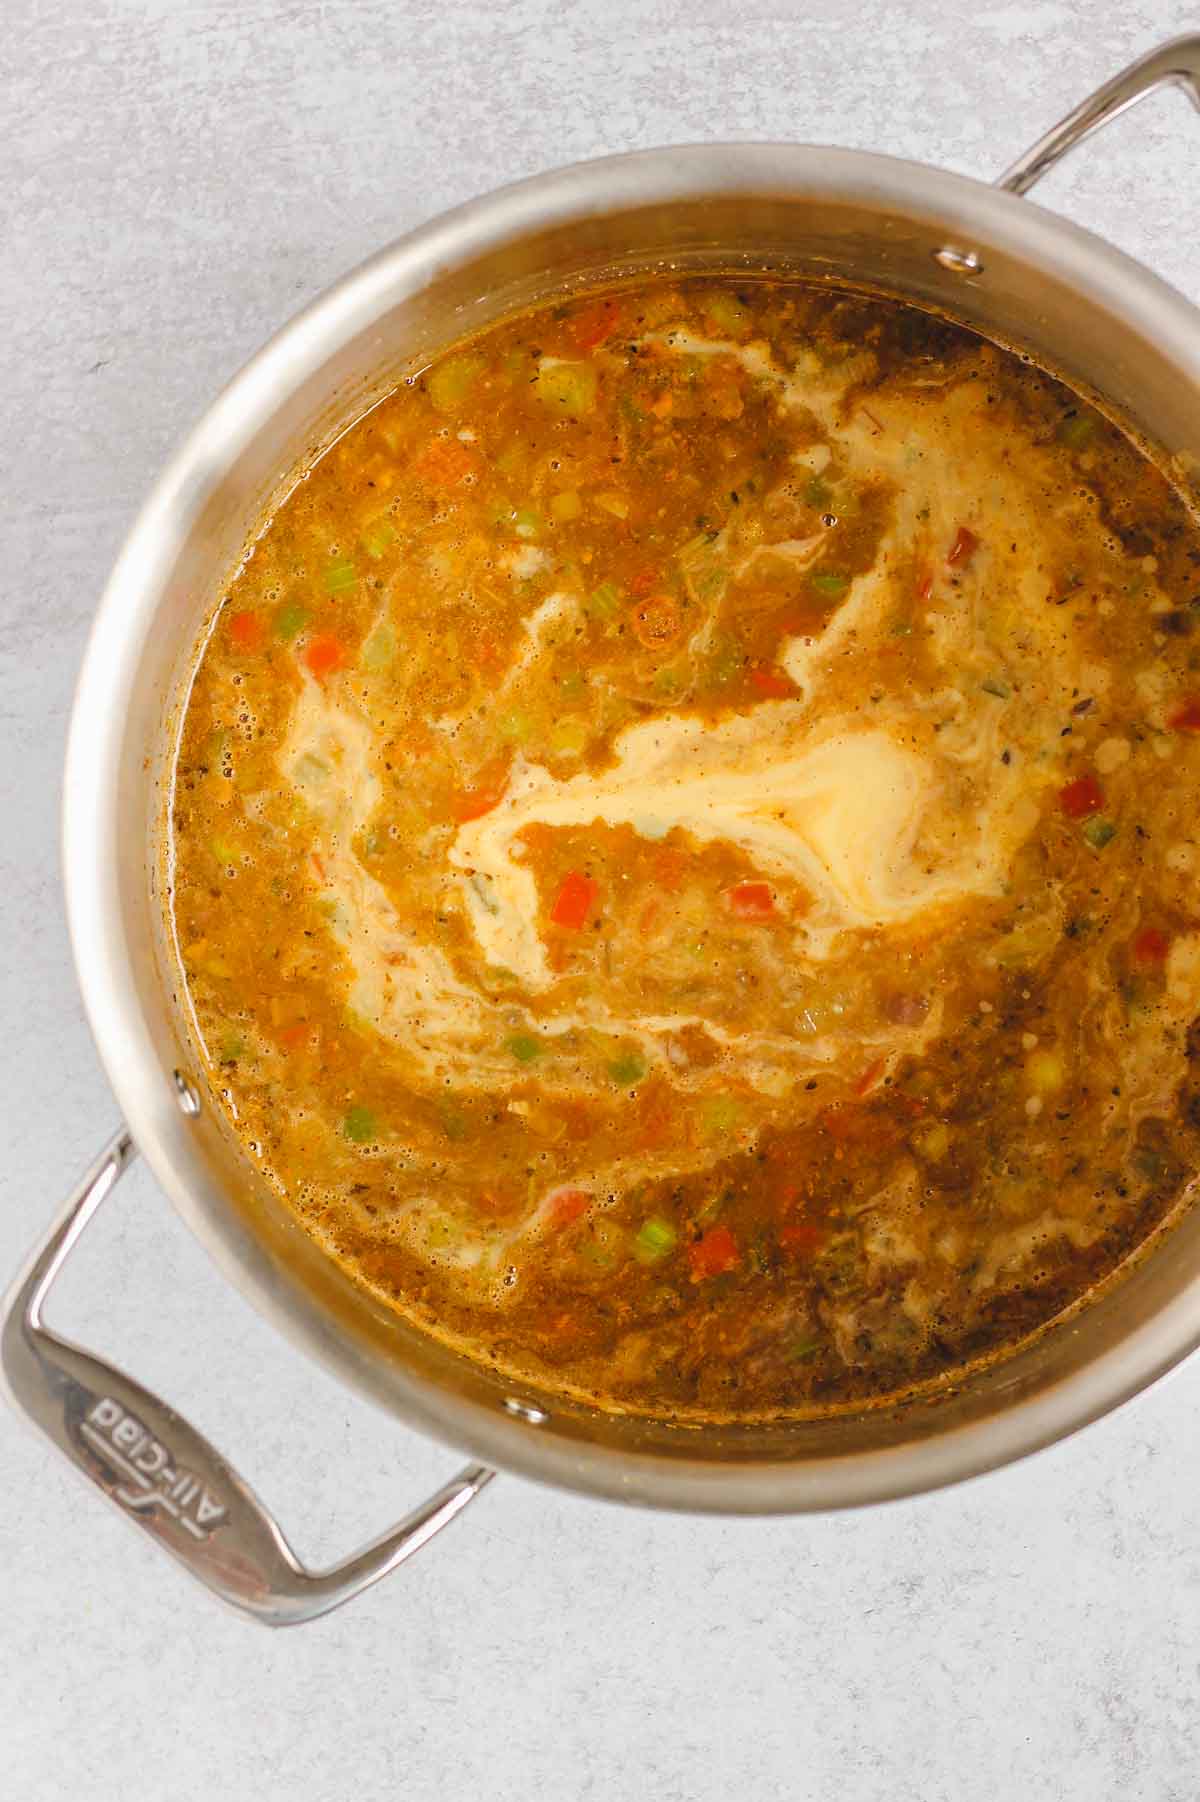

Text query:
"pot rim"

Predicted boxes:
[[61, 140, 1200, 1512]]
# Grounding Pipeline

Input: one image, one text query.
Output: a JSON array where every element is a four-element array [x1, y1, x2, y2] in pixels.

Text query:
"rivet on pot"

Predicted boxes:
[[173, 1070, 201, 1117], [504, 1397, 548, 1425], [933, 244, 985, 277]]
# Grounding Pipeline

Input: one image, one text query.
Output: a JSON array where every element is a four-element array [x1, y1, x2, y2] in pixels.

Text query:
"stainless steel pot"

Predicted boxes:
[[5, 37, 1200, 1627]]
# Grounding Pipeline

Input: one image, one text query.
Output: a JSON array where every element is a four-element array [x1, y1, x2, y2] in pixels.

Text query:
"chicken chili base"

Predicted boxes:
[[168, 277, 1200, 1422]]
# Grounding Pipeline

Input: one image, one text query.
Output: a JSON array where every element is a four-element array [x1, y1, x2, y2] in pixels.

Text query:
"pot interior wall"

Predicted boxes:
[[92, 154, 1200, 1507]]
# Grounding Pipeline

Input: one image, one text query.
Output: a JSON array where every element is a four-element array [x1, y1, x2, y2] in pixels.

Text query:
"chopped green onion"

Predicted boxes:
[[506, 1032, 542, 1063], [218, 1031, 244, 1063], [210, 835, 238, 866], [981, 677, 1010, 699], [810, 572, 850, 598], [804, 475, 831, 508], [1083, 817, 1116, 850], [608, 1052, 646, 1086], [513, 508, 541, 539], [324, 558, 357, 594], [360, 519, 396, 560], [633, 1216, 678, 1263], [273, 599, 310, 640], [361, 621, 397, 671], [428, 353, 485, 413], [343, 1105, 377, 1143], [440, 1106, 469, 1142]]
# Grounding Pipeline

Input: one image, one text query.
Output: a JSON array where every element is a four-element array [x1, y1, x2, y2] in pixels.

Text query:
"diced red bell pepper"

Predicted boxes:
[[228, 610, 263, 651], [569, 298, 622, 352], [726, 881, 775, 920], [750, 667, 794, 699], [779, 1221, 824, 1257], [688, 1225, 739, 1280], [550, 870, 598, 930], [1168, 697, 1200, 732], [1133, 926, 1170, 965], [946, 526, 979, 567], [547, 1187, 590, 1228], [304, 633, 345, 679], [1058, 774, 1104, 818]]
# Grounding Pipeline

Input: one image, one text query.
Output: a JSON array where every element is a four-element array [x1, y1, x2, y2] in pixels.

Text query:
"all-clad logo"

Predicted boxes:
[[80, 1398, 227, 1540]]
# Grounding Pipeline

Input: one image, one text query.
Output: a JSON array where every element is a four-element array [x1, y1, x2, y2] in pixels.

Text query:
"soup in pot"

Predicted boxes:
[[167, 277, 1200, 1420]]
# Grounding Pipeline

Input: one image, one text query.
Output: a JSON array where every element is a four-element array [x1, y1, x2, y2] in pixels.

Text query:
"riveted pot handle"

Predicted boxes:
[[0, 1132, 493, 1626], [998, 34, 1200, 198]]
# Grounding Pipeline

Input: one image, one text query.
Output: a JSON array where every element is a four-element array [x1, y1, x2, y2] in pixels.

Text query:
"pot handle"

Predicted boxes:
[[998, 34, 1200, 197], [0, 1131, 493, 1627]]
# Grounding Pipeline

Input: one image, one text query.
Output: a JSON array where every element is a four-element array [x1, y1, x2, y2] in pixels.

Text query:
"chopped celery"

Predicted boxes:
[[549, 489, 582, 522], [218, 1031, 244, 1063], [1057, 413, 1096, 450], [361, 621, 397, 671], [360, 519, 396, 559], [535, 360, 598, 415], [981, 677, 1010, 699], [804, 475, 831, 508], [810, 572, 850, 598], [587, 581, 622, 620], [702, 1096, 741, 1135], [560, 669, 587, 700], [1083, 818, 1116, 850], [506, 1032, 542, 1063], [513, 508, 541, 539], [497, 708, 532, 744], [708, 638, 743, 687], [210, 835, 238, 866], [608, 1052, 646, 1085], [343, 1105, 377, 1143], [549, 719, 588, 755], [273, 599, 309, 640], [428, 353, 485, 413], [595, 491, 629, 519], [633, 1216, 678, 1264], [703, 292, 752, 339], [324, 558, 357, 594]]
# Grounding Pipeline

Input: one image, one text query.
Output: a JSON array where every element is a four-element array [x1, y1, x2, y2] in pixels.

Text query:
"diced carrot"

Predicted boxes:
[[413, 437, 477, 488], [750, 667, 794, 699], [311, 851, 326, 882], [632, 592, 681, 649], [629, 565, 659, 598], [278, 1021, 312, 1052], [550, 870, 598, 930], [228, 610, 263, 651], [779, 1222, 824, 1257], [916, 569, 934, 601], [453, 757, 511, 824], [570, 298, 622, 352], [726, 881, 774, 920], [688, 1225, 739, 1281], [1059, 774, 1104, 818], [304, 633, 345, 679], [1133, 926, 1170, 965], [1168, 697, 1200, 732], [946, 526, 979, 567], [547, 1187, 590, 1228]]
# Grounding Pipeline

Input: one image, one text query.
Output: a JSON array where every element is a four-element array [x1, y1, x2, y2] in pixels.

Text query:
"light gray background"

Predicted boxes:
[[4, 2, 1200, 1796]]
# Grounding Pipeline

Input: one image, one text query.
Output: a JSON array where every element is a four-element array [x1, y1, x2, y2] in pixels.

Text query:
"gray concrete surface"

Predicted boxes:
[[4, 2, 1200, 1797]]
